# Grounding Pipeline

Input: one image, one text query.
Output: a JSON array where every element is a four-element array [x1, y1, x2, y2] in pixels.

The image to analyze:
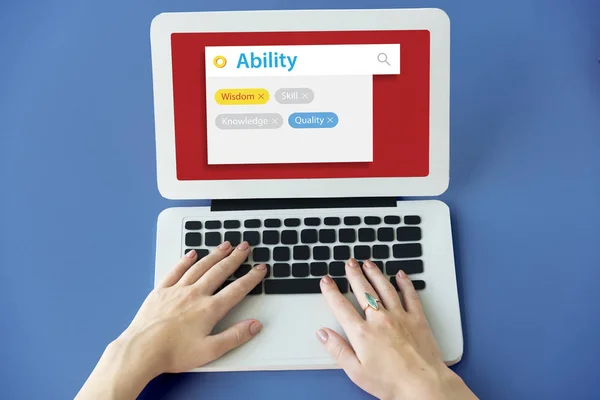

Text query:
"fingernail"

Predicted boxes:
[[219, 241, 231, 250], [237, 241, 249, 250], [185, 249, 196, 258], [255, 263, 267, 270], [398, 270, 406, 278], [364, 260, 375, 269], [316, 329, 328, 343], [347, 258, 358, 268], [249, 321, 263, 335], [322, 275, 333, 284]]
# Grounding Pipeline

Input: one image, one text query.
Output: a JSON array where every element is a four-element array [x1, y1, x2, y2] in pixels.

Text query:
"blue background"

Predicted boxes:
[[1, 0, 599, 399]]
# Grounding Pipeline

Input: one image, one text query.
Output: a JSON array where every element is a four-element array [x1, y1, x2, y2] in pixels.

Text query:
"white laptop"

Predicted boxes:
[[150, 8, 463, 372]]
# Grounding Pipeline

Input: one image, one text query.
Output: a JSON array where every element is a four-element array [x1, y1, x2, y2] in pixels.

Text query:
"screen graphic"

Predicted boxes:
[[205, 44, 400, 165], [170, 30, 431, 180]]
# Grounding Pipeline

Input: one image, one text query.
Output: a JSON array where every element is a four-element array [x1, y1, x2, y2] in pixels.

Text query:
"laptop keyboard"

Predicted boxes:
[[183, 214, 425, 295]]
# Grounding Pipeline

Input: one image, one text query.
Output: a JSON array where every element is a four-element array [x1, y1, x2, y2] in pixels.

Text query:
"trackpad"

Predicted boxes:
[[211, 294, 356, 367]]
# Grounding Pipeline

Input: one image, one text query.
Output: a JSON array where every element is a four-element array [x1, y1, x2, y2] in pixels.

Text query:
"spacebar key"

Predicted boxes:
[[265, 278, 348, 294]]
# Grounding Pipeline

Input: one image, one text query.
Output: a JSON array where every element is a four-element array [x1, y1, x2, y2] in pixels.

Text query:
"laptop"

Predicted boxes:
[[150, 8, 463, 372]]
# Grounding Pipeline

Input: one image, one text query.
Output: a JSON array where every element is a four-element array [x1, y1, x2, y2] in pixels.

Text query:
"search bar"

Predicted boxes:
[[205, 44, 400, 77]]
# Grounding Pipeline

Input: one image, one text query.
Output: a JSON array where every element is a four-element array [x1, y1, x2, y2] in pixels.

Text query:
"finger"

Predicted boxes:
[[212, 264, 268, 317], [395, 270, 425, 314], [316, 328, 361, 374], [178, 242, 234, 286], [320, 275, 365, 335], [362, 260, 403, 312], [206, 319, 263, 362], [345, 258, 383, 314], [158, 250, 198, 288], [196, 241, 251, 294]]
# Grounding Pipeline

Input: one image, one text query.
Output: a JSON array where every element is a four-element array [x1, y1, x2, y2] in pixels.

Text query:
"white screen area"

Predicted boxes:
[[204, 44, 400, 165]]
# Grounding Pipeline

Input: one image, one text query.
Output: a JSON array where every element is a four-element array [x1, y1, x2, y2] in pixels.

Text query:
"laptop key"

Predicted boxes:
[[284, 218, 301, 227], [304, 217, 321, 226], [205, 232, 221, 246], [185, 221, 202, 230], [373, 245, 390, 259], [404, 215, 421, 225], [339, 229, 356, 243], [243, 231, 260, 246], [293, 246, 310, 260], [329, 261, 346, 276], [198, 249, 210, 259], [281, 230, 298, 245], [334, 246, 351, 260], [253, 247, 270, 262], [310, 262, 328, 276], [255, 264, 271, 278], [224, 220, 240, 229], [273, 263, 291, 278], [273, 246, 290, 261], [265, 278, 348, 294], [386, 260, 424, 275], [377, 227, 394, 242], [354, 245, 371, 260], [344, 216, 361, 225], [234, 264, 252, 278], [324, 217, 341, 226], [313, 246, 330, 261], [249, 283, 263, 295], [185, 248, 209, 259], [396, 227, 422, 241], [392, 243, 422, 259], [301, 229, 318, 244], [358, 228, 376, 242], [364, 216, 381, 225], [373, 260, 384, 271], [292, 263, 310, 277], [384, 215, 401, 225], [224, 231, 241, 247], [185, 232, 202, 247], [264, 219, 281, 228], [263, 230, 279, 245], [390, 277, 425, 291], [319, 229, 336, 243], [244, 219, 261, 228], [205, 220, 222, 229]]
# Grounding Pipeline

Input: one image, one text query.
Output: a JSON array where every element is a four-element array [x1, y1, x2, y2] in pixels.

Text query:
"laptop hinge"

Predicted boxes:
[[210, 197, 397, 212]]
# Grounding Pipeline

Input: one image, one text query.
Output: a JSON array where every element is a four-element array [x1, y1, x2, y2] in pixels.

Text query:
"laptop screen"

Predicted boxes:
[[170, 30, 431, 181]]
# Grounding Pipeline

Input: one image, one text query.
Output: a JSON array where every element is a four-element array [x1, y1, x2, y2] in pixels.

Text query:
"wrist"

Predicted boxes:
[[97, 336, 158, 398], [386, 366, 476, 400], [75, 336, 157, 400], [106, 333, 161, 382], [437, 367, 478, 400]]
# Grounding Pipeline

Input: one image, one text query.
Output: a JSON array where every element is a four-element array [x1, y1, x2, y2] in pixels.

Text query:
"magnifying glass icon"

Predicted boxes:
[[377, 52, 390, 66]]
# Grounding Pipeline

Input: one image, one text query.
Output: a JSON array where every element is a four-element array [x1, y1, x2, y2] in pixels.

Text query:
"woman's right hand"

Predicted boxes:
[[317, 258, 477, 400]]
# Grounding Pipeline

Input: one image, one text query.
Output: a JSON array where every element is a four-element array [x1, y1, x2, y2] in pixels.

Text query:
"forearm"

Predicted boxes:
[[436, 368, 478, 400], [75, 339, 157, 400], [388, 367, 478, 400]]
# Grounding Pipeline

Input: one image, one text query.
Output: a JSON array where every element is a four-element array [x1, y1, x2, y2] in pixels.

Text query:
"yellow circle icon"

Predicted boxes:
[[213, 55, 227, 68]]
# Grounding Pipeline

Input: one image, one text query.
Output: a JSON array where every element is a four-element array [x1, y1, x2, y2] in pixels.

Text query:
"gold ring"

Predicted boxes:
[[362, 292, 382, 312]]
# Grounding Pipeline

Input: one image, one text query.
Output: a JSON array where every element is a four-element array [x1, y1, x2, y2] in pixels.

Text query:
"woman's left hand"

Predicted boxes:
[[75, 241, 266, 400]]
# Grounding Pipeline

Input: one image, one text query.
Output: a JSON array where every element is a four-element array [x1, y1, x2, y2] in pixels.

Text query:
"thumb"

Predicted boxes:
[[208, 319, 263, 361], [316, 328, 361, 372]]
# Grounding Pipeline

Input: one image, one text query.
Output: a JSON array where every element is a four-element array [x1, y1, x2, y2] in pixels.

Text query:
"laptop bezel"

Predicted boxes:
[[150, 8, 450, 200]]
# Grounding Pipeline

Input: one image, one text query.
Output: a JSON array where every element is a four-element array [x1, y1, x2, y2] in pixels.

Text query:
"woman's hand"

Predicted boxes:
[[317, 258, 477, 400], [76, 241, 266, 400]]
